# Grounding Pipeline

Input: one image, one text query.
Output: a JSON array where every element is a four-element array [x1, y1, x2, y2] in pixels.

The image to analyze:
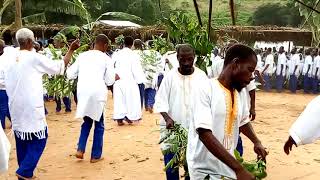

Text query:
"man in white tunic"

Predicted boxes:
[[112, 36, 142, 125], [288, 48, 301, 93], [275, 46, 287, 92], [155, 44, 207, 180], [261, 48, 275, 91], [0, 28, 79, 179], [187, 44, 267, 180], [67, 34, 115, 163], [209, 48, 224, 79], [311, 49, 320, 94], [303, 48, 313, 93], [284, 95, 320, 155]]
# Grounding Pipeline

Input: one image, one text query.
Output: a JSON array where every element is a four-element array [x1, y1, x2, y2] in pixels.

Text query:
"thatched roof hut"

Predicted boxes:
[[0, 24, 313, 46], [214, 26, 312, 46]]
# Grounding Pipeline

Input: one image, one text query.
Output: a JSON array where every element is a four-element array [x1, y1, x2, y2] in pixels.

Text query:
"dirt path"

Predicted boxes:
[[1, 91, 320, 180]]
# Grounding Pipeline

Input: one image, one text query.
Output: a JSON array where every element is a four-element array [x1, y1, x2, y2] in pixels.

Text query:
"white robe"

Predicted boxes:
[[289, 95, 320, 146], [187, 79, 250, 180], [210, 56, 224, 78], [1, 50, 65, 140], [112, 48, 142, 120], [67, 50, 115, 121], [154, 67, 208, 150]]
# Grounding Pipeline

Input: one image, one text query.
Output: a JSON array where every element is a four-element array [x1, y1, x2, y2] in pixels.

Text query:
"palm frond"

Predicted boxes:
[[22, 12, 46, 24], [0, 0, 14, 24], [22, 0, 90, 21], [96, 12, 143, 23]]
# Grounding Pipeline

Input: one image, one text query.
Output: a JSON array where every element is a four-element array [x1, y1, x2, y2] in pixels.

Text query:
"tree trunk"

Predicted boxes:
[[208, 0, 213, 39], [229, 0, 236, 25], [15, 0, 22, 29], [193, 0, 202, 27]]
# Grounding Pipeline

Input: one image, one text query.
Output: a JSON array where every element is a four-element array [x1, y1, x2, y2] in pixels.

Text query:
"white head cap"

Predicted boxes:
[[16, 28, 35, 46]]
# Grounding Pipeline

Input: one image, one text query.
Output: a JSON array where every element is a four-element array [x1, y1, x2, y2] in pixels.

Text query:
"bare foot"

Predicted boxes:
[[16, 173, 36, 180], [148, 108, 153, 114], [117, 120, 124, 126], [90, 157, 104, 163], [75, 151, 84, 159], [125, 119, 133, 124]]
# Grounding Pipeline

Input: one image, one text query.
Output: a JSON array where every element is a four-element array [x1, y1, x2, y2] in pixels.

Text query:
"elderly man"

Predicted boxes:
[[0, 28, 79, 179]]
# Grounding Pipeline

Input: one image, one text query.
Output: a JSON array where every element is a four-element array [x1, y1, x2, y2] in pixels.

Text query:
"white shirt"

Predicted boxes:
[[1, 50, 65, 140], [276, 53, 287, 76], [155, 67, 208, 150], [67, 50, 115, 121], [187, 79, 250, 180], [263, 54, 274, 75], [288, 54, 301, 76], [245, 80, 256, 110], [312, 55, 320, 78], [289, 95, 320, 146], [303, 55, 313, 77], [210, 57, 224, 78], [113, 48, 144, 83], [256, 54, 264, 72]]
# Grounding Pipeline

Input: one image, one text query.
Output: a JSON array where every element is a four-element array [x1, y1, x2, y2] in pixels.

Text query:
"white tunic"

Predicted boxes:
[[1, 50, 65, 140], [154, 67, 208, 150], [288, 54, 301, 77], [276, 53, 287, 76], [289, 95, 320, 146], [312, 55, 320, 78], [187, 79, 250, 180], [66, 50, 115, 121], [303, 55, 313, 77], [112, 48, 142, 120], [263, 54, 275, 76], [210, 57, 224, 78]]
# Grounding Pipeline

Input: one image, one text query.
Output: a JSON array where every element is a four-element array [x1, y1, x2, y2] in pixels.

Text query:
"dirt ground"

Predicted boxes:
[[1, 91, 320, 180]]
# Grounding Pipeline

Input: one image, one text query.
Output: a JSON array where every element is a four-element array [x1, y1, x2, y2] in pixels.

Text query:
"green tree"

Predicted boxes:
[[250, 2, 303, 27]]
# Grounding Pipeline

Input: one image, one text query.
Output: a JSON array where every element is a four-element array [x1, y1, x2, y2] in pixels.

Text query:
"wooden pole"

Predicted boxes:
[[15, 0, 22, 29], [193, 0, 203, 27], [208, 0, 213, 39], [229, 0, 236, 25]]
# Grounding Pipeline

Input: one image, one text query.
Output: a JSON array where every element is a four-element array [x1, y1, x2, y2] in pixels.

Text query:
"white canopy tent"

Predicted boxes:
[[98, 20, 141, 28]]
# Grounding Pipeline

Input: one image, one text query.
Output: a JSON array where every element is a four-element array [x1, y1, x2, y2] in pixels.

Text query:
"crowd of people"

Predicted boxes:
[[210, 45, 320, 94], [0, 27, 320, 180]]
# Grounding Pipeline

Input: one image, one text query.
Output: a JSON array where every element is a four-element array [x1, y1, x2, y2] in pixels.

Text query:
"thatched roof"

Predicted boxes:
[[0, 24, 313, 46], [214, 26, 312, 46]]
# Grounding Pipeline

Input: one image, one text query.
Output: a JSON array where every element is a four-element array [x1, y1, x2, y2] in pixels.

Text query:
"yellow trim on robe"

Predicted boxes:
[[218, 81, 238, 150]]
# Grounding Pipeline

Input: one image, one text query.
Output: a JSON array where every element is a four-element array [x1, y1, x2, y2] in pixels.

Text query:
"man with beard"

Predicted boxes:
[[187, 44, 268, 180], [155, 44, 207, 180]]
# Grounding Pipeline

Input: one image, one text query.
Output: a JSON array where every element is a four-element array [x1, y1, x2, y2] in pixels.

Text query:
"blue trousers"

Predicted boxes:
[[15, 129, 48, 179], [312, 77, 319, 94], [164, 153, 190, 180], [236, 136, 244, 156], [77, 115, 105, 159], [304, 76, 312, 93], [144, 88, 156, 109], [0, 90, 10, 129], [289, 75, 298, 93], [263, 75, 272, 91], [55, 96, 71, 112], [276, 75, 284, 92], [138, 84, 145, 108]]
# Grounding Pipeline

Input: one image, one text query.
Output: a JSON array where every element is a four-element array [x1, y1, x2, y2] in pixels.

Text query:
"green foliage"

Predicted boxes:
[[296, 0, 320, 46], [250, 2, 303, 27], [234, 150, 267, 180], [159, 124, 188, 173], [115, 34, 124, 46], [152, 35, 174, 55], [163, 12, 214, 73]]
